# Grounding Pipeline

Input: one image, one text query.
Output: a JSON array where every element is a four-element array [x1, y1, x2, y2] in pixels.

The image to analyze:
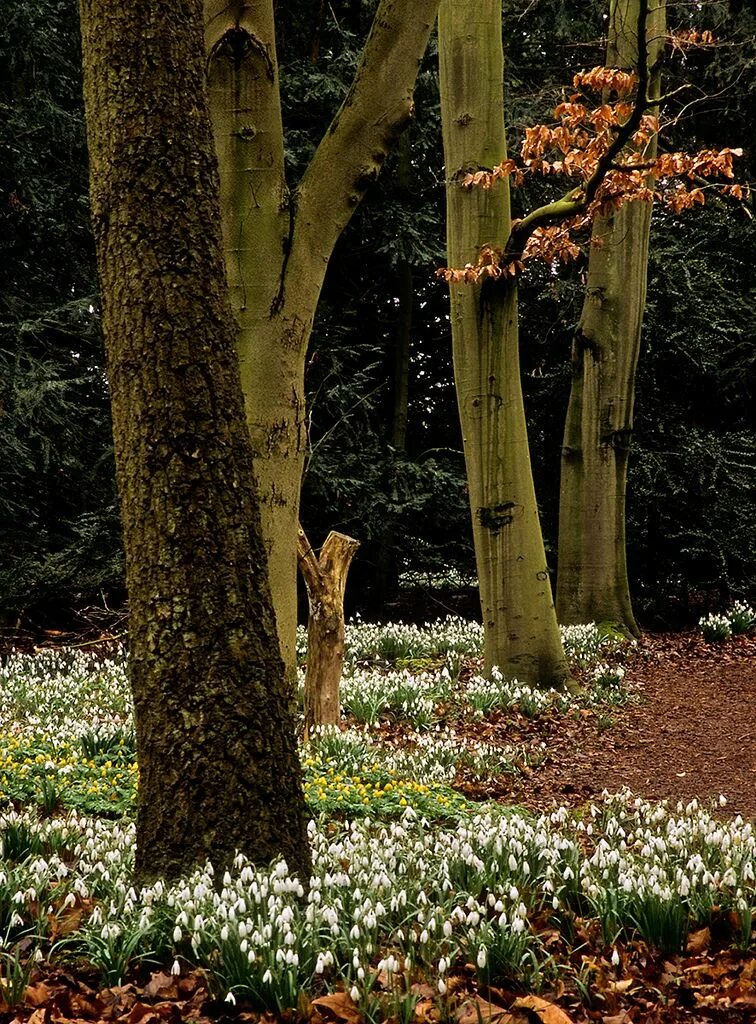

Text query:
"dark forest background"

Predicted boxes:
[[1, 0, 754, 630]]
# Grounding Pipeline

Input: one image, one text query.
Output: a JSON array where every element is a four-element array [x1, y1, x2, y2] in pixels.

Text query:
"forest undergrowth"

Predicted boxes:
[[0, 614, 754, 1024]]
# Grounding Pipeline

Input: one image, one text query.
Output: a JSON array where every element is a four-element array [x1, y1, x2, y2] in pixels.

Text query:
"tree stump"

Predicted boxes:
[[297, 525, 360, 738]]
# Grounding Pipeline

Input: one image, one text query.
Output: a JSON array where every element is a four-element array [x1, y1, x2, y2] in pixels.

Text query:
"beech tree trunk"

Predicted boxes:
[[80, 0, 310, 884], [205, 1, 440, 680], [556, 0, 665, 634], [438, 0, 568, 685], [297, 526, 359, 738]]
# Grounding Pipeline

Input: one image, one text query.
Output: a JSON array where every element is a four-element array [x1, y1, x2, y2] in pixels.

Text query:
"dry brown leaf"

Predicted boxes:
[[740, 958, 756, 990], [48, 896, 96, 942], [311, 991, 361, 1024], [605, 979, 634, 994], [99, 983, 139, 1019], [144, 973, 178, 1002], [153, 1003, 183, 1024], [298, 989, 313, 1021], [68, 993, 105, 1020], [128, 1004, 161, 1024], [25, 983, 57, 1008], [686, 926, 711, 955], [455, 997, 513, 1024], [413, 997, 439, 1024], [510, 995, 573, 1024]]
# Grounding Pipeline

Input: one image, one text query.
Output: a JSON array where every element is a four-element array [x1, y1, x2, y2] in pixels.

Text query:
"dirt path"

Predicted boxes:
[[509, 631, 756, 819]]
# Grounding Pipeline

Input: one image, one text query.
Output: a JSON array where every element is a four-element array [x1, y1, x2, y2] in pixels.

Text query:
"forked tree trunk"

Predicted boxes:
[[556, 0, 665, 635], [80, 0, 310, 883], [205, 1, 440, 681], [438, 0, 568, 685], [297, 526, 359, 737]]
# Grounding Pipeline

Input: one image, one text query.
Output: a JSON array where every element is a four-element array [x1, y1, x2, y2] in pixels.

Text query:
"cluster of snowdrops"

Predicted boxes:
[[699, 600, 756, 642], [0, 616, 753, 1010], [0, 619, 627, 818]]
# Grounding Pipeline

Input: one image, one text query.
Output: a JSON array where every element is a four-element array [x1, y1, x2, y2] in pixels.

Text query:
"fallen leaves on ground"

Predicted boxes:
[[1, 939, 755, 1024]]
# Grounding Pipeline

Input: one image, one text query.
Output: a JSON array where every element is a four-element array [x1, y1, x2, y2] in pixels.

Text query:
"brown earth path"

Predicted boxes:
[[508, 631, 756, 819]]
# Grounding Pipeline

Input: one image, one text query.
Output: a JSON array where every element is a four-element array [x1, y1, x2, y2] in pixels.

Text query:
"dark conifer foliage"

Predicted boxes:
[[0, 0, 753, 626], [0, 0, 120, 622]]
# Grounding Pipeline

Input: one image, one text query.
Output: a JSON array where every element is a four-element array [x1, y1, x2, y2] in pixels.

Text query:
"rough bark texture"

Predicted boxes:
[[80, 0, 310, 884], [438, 0, 568, 686], [297, 526, 359, 738], [556, 0, 665, 635], [205, 0, 440, 679]]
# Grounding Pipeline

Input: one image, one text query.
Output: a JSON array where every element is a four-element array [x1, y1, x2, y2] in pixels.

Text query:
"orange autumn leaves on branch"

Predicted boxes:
[[438, 65, 747, 285]]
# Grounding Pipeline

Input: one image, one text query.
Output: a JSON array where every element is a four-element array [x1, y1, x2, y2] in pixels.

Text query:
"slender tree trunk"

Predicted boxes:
[[391, 135, 414, 456], [205, 2, 302, 679], [298, 526, 359, 738], [438, 0, 568, 685], [80, 0, 310, 884], [205, 0, 440, 681], [556, 0, 665, 634], [377, 133, 414, 606]]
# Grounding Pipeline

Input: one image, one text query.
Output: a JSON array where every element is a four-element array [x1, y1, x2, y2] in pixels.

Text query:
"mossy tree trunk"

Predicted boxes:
[[438, 0, 568, 686], [205, 0, 440, 680], [556, 0, 665, 635], [80, 0, 310, 884], [297, 526, 359, 738]]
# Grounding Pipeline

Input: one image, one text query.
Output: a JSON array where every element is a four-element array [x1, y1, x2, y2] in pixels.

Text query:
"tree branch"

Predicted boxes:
[[297, 524, 323, 593], [287, 0, 440, 278], [506, 0, 653, 256]]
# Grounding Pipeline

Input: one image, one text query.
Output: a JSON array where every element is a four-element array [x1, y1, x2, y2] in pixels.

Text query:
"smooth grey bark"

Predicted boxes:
[[438, 0, 569, 685], [205, 0, 441, 679], [557, 0, 665, 634]]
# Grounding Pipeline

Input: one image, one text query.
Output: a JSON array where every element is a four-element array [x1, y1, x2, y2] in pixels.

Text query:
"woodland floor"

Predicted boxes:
[[456, 631, 756, 820], [0, 627, 755, 1024]]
